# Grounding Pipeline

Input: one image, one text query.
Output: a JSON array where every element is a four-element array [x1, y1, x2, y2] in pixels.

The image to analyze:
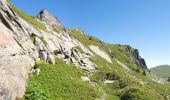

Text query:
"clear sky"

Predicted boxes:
[[11, 0, 170, 68]]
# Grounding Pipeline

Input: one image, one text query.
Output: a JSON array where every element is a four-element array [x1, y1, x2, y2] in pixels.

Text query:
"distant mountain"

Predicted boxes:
[[150, 65, 170, 78]]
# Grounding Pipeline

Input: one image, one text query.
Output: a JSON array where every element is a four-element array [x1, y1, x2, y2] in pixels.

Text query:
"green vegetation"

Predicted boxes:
[[90, 54, 169, 100], [24, 59, 101, 100], [7, 0, 47, 31], [68, 28, 170, 99], [30, 34, 36, 43], [150, 65, 170, 78], [68, 29, 102, 47], [24, 28, 170, 100], [118, 86, 163, 100]]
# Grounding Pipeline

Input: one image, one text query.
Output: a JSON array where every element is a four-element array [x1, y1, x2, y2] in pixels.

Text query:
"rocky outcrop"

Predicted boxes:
[[0, 0, 97, 99], [104, 80, 114, 85], [125, 45, 147, 68], [34, 37, 55, 64], [0, 21, 35, 99], [37, 10, 64, 30], [37, 10, 97, 72]]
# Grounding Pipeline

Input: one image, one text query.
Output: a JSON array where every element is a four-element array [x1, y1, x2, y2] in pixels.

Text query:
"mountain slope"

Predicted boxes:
[[150, 65, 170, 78], [0, 0, 170, 100]]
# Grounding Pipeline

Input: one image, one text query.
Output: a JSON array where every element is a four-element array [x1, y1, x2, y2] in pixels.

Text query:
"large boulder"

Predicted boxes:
[[0, 22, 35, 99]]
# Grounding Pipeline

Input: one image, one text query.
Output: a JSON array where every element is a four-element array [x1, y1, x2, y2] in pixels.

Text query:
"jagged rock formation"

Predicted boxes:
[[37, 10, 64, 30], [37, 10, 97, 71], [125, 45, 147, 68], [0, 0, 96, 99]]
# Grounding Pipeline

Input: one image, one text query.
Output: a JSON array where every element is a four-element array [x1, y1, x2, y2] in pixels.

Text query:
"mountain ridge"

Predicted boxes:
[[0, 0, 169, 100], [150, 65, 170, 78]]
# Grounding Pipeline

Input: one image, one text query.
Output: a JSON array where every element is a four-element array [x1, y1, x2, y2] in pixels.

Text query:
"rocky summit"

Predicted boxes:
[[0, 0, 170, 100]]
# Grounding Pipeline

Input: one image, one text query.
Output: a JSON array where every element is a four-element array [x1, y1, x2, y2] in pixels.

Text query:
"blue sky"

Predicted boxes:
[[11, 0, 170, 68]]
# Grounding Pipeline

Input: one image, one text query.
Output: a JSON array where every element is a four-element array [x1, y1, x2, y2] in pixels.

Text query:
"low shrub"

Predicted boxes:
[[24, 59, 101, 99], [119, 86, 164, 100]]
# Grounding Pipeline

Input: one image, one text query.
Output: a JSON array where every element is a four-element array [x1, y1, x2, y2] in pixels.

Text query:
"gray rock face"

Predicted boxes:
[[125, 45, 147, 68], [37, 10, 97, 72], [38, 10, 64, 29], [0, 21, 35, 99], [34, 37, 55, 64]]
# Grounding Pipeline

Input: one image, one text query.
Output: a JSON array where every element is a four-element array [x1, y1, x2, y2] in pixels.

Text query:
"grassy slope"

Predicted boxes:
[[150, 65, 170, 78], [24, 59, 101, 100], [24, 28, 170, 99], [68, 29, 170, 100]]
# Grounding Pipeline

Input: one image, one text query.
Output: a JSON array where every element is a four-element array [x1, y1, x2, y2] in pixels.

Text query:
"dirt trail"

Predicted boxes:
[[99, 87, 107, 100]]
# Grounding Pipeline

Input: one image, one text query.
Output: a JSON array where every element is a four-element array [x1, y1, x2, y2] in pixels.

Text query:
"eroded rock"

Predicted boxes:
[[89, 45, 112, 63]]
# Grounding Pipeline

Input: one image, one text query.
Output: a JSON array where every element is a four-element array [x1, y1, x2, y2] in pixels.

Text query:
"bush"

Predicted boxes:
[[142, 70, 146, 76], [167, 77, 170, 82], [89, 36, 93, 40], [105, 71, 120, 80], [24, 83, 49, 100], [136, 68, 140, 72], [119, 80, 128, 89], [30, 34, 36, 43]]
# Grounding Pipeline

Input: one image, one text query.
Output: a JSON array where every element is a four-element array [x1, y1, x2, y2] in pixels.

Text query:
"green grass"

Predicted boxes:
[[68, 29, 102, 47], [68, 28, 170, 99], [7, 0, 47, 31], [25, 29, 170, 99], [24, 59, 101, 100], [118, 86, 163, 100], [89, 50, 170, 99]]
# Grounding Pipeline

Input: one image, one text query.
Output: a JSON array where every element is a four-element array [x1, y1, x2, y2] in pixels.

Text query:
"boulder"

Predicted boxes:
[[104, 80, 114, 84], [81, 76, 90, 82]]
